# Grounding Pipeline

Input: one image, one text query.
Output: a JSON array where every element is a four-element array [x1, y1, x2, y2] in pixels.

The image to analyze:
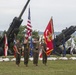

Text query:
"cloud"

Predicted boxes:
[[0, 0, 76, 32]]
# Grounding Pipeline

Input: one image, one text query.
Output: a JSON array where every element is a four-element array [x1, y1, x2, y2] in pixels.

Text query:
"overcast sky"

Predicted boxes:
[[0, 0, 76, 32]]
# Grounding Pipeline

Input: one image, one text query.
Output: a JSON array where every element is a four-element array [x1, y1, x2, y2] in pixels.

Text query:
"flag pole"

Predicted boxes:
[[50, 17, 56, 54]]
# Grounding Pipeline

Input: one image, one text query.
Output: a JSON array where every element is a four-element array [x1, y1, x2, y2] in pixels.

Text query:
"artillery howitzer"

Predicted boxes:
[[0, 0, 30, 56], [54, 26, 76, 55]]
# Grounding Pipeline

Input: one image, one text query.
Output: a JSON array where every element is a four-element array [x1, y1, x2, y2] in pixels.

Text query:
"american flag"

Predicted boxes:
[[25, 6, 33, 57], [25, 6, 32, 39]]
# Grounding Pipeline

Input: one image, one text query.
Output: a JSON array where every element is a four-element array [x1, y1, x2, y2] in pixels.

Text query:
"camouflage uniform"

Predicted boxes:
[[16, 40, 22, 66], [41, 42, 47, 65], [24, 39, 29, 67], [33, 39, 39, 66]]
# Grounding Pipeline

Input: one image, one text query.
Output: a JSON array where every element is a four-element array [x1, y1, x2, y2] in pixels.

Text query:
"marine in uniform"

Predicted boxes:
[[24, 38, 29, 67], [15, 39, 22, 66], [41, 39, 47, 65], [33, 37, 39, 66]]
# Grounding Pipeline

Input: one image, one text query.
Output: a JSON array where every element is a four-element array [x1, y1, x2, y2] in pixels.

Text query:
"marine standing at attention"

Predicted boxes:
[[15, 39, 22, 66], [24, 38, 29, 67], [33, 37, 39, 66], [41, 38, 47, 65]]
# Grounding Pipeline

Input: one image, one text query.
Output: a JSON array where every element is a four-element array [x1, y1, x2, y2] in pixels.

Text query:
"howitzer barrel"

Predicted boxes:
[[0, 0, 30, 56], [18, 0, 30, 19], [55, 26, 76, 46], [7, 0, 30, 42], [0, 0, 30, 45], [54, 26, 76, 55]]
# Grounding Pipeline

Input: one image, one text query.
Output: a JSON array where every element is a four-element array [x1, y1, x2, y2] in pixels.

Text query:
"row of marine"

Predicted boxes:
[[14, 37, 47, 67]]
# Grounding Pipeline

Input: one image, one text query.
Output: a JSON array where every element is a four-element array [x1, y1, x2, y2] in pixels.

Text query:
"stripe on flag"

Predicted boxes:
[[25, 6, 32, 39]]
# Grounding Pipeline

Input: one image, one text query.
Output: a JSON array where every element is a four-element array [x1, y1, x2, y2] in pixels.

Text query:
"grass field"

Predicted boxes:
[[0, 59, 76, 75]]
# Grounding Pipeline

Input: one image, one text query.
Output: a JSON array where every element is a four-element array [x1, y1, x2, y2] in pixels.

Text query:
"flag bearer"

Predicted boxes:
[[33, 37, 39, 66], [41, 38, 47, 65], [24, 38, 29, 67], [15, 39, 22, 66]]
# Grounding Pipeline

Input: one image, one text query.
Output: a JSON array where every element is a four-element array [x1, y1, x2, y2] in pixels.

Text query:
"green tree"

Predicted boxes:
[[17, 26, 39, 41], [17, 25, 26, 42], [32, 30, 39, 39]]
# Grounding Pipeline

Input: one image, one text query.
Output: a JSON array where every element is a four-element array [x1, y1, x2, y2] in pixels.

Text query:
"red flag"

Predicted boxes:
[[4, 34, 8, 57], [44, 18, 54, 56]]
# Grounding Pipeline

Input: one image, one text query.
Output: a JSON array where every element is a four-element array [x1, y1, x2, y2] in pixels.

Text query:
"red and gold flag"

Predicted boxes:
[[44, 18, 54, 56]]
